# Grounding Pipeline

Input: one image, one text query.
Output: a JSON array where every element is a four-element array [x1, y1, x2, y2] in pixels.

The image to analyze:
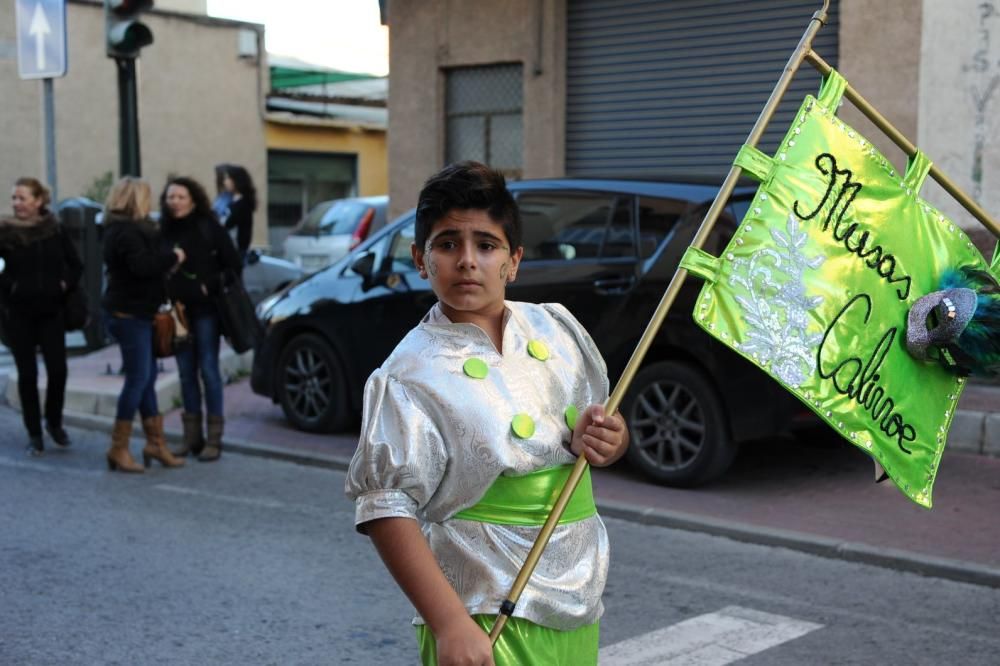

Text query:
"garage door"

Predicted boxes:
[[566, 0, 840, 177]]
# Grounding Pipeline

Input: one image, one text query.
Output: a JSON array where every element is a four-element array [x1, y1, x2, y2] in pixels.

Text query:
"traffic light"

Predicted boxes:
[[105, 0, 154, 59]]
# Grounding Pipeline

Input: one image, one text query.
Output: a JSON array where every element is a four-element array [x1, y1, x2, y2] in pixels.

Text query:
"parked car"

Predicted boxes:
[[242, 249, 304, 305], [251, 177, 810, 487], [282, 195, 389, 272]]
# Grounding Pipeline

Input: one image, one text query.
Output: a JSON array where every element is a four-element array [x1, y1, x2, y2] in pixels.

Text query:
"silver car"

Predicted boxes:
[[282, 195, 389, 272], [242, 249, 303, 304]]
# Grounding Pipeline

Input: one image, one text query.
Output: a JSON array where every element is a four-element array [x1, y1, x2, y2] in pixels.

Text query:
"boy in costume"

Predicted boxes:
[[345, 161, 629, 665]]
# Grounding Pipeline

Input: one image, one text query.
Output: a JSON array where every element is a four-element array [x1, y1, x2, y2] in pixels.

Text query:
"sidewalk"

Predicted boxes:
[[5, 343, 1000, 589]]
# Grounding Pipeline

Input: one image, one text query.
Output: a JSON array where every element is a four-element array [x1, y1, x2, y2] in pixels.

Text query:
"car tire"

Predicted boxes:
[[275, 333, 350, 433], [622, 360, 736, 487]]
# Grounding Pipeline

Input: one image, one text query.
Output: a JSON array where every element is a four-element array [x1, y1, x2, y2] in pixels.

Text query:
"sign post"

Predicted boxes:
[[16, 0, 67, 201]]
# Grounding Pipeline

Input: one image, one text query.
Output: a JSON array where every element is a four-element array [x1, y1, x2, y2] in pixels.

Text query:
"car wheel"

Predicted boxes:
[[276, 333, 350, 432], [622, 360, 735, 487]]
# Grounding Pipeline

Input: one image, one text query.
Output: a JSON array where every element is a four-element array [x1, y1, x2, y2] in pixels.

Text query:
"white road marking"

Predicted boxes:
[[599, 605, 822, 665], [153, 483, 327, 516], [0, 456, 103, 477]]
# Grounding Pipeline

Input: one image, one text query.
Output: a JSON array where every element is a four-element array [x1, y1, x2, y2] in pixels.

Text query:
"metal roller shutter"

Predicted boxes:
[[566, 0, 840, 177]]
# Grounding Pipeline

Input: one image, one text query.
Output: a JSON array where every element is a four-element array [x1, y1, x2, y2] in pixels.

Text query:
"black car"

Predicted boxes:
[[251, 177, 806, 487]]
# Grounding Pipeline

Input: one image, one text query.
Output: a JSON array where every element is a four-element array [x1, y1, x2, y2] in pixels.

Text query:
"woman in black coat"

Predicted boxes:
[[218, 164, 257, 262], [159, 177, 242, 462], [102, 176, 186, 473], [0, 177, 83, 456]]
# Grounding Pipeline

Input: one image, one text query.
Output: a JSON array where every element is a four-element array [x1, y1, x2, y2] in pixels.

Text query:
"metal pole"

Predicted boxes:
[[43, 77, 57, 201], [116, 57, 141, 177], [489, 0, 832, 645]]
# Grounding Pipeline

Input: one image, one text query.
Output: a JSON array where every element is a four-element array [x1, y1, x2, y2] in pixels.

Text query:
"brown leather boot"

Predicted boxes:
[[106, 420, 144, 473], [171, 412, 204, 457], [198, 415, 224, 462], [141, 415, 185, 468]]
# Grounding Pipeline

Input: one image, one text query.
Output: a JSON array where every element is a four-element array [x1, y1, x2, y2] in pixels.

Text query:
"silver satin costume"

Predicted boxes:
[[345, 301, 611, 631]]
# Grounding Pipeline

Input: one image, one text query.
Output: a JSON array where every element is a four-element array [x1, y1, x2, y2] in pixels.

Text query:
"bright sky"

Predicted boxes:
[[206, 0, 388, 76]]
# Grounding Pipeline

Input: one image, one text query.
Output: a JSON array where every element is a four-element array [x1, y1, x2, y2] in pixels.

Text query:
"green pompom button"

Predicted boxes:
[[511, 414, 536, 439], [527, 339, 550, 361], [564, 405, 579, 431], [463, 358, 489, 379]]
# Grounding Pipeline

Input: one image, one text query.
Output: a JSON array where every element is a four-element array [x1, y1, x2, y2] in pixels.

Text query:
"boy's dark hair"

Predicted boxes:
[[414, 161, 521, 250]]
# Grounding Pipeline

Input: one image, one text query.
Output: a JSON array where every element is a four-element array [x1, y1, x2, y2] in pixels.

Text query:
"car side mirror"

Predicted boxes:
[[350, 251, 376, 279], [247, 248, 261, 265]]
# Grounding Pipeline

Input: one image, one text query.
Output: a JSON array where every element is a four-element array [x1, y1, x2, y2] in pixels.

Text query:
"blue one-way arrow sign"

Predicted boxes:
[[15, 0, 67, 79]]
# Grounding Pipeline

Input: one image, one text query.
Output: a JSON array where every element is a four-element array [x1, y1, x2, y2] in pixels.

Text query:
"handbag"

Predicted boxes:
[[192, 216, 263, 353], [215, 270, 263, 353], [153, 301, 191, 358], [63, 282, 90, 331]]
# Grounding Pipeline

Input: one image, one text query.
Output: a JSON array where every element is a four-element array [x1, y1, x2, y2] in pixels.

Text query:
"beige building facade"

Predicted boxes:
[[387, 0, 566, 218], [265, 120, 388, 198], [385, 0, 998, 256], [0, 0, 269, 247]]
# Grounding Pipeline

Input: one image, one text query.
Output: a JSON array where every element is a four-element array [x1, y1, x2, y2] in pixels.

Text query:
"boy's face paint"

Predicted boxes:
[[411, 209, 523, 325]]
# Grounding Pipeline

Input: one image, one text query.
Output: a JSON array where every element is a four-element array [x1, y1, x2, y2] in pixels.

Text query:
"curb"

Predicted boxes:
[[596, 500, 1000, 590], [62, 410, 353, 471], [61, 410, 1000, 590]]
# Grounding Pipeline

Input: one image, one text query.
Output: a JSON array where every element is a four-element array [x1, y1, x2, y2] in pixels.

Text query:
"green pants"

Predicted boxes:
[[416, 614, 599, 666]]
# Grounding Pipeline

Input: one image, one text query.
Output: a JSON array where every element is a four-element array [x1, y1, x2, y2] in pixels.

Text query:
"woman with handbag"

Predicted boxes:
[[101, 177, 187, 473], [0, 177, 83, 456], [159, 177, 242, 462]]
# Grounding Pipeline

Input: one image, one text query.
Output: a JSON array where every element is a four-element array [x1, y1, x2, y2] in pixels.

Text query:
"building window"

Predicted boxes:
[[445, 64, 523, 178], [267, 150, 357, 250]]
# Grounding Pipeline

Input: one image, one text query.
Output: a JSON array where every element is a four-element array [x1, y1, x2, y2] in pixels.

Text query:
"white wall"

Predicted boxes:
[[157, 0, 209, 14], [918, 0, 1000, 245]]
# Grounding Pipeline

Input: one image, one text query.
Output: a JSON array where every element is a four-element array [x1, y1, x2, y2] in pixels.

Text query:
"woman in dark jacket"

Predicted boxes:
[[218, 164, 256, 261], [0, 177, 83, 456], [159, 177, 242, 462], [102, 176, 187, 473]]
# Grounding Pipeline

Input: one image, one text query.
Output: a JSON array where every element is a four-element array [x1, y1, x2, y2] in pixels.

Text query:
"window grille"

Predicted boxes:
[[446, 64, 523, 178]]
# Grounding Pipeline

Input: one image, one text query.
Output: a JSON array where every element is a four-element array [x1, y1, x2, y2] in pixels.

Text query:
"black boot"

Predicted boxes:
[[46, 424, 72, 448], [25, 435, 44, 457]]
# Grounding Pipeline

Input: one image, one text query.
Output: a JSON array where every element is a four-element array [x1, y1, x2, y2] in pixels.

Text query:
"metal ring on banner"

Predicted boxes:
[[902, 150, 933, 197], [816, 69, 847, 113]]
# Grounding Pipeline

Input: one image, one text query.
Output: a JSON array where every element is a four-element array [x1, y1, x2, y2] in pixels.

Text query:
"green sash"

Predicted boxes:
[[453, 465, 596, 526]]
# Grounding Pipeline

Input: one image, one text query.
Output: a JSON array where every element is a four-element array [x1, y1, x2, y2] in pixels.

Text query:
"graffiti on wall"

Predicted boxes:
[[964, 1, 1000, 200]]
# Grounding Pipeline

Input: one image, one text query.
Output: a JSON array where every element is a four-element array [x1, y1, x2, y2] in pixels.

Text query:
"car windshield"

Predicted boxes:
[[296, 200, 368, 235]]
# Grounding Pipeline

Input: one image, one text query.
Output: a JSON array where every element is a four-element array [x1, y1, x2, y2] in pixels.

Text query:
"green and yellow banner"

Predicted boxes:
[[682, 70, 996, 507]]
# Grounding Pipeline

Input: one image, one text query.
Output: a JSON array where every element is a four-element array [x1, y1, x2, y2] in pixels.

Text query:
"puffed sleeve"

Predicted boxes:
[[544, 302, 610, 402], [344, 368, 449, 533]]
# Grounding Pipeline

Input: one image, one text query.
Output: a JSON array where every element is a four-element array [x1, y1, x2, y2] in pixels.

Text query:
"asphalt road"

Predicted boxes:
[[2, 411, 998, 665]]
